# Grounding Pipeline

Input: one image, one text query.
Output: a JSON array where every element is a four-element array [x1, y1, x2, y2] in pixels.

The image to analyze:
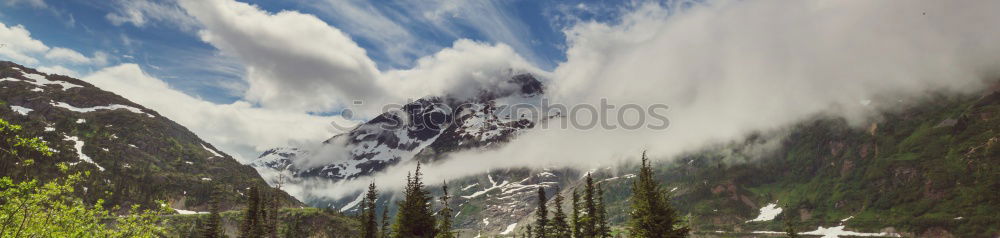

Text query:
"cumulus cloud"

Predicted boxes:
[[44, 47, 109, 65], [178, 0, 389, 114], [82, 64, 356, 161], [176, 0, 547, 117], [1, 22, 110, 69], [305, 0, 1000, 199], [0, 22, 50, 65]]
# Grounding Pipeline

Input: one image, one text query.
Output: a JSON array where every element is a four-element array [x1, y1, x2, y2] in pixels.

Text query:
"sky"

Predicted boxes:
[[3, 0, 1000, 199], [0, 0, 640, 160]]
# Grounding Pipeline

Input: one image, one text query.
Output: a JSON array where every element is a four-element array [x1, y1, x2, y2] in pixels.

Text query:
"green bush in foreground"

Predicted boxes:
[[0, 118, 168, 237]]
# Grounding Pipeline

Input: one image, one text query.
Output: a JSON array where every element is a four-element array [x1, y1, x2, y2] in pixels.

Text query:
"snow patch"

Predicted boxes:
[[461, 184, 478, 191], [0, 73, 82, 91], [64, 136, 104, 171], [10, 105, 32, 115], [52, 102, 153, 117], [174, 209, 209, 215], [44, 127, 55, 132], [747, 203, 782, 222], [202, 144, 223, 158], [500, 223, 517, 235], [340, 192, 366, 212]]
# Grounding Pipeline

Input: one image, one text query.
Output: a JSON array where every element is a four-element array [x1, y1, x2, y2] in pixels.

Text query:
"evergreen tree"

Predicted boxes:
[[381, 208, 391, 238], [571, 189, 583, 238], [436, 181, 455, 238], [627, 152, 689, 238], [784, 219, 799, 238], [201, 193, 223, 238], [240, 186, 264, 238], [550, 189, 571, 238], [392, 162, 437, 238], [534, 187, 548, 238], [263, 190, 279, 238], [595, 184, 610, 237], [582, 173, 597, 237], [525, 224, 534, 238], [362, 182, 379, 238]]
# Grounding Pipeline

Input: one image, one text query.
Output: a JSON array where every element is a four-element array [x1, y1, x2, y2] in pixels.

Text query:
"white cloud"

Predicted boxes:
[[106, 0, 199, 31], [37, 65, 80, 77], [83, 64, 355, 161], [0, 22, 50, 65], [1, 22, 110, 70], [179, 0, 388, 114], [44, 47, 108, 65], [307, 0, 1000, 199]]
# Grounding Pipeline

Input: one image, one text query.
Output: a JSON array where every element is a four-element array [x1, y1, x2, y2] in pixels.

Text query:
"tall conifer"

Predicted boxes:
[[392, 162, 437, 238], [627, 152, 689, 237], [534, 187, 548, 238]]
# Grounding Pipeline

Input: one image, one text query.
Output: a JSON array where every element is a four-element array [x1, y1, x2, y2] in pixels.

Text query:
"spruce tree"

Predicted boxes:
[[534, 187, 548, 238], [582, 173, 597, 237], [550, 189, 571, 238], [240, 186, 264, 238], [784, 219, 799, 238], [392, 162, 437, 238], [525, 224, 533, 238], [571, 189, 583, 238], [627, 152, 689, 238], [381, 208, 391, 238], [596, 184, 610, 237], [362, 182, 379, 238], [263, 190, 279, 238], [201, 193, 223, 238], [436, 181, 455, 238]]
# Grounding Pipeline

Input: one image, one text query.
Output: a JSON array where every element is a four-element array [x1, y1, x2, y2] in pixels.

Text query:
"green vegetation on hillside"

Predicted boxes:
[[0, 118, 167, 237]]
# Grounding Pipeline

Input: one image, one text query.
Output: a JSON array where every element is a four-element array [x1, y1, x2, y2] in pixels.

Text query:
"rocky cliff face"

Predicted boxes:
[[0, 61, 300, 212], [250, 73, 544, 182]]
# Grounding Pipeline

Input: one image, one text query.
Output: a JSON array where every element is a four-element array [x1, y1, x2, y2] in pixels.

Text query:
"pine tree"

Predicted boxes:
[[435, 181, 455, 238], [240, 186, 264, 238], [582, 173, 597, 237], [550, 189, 571, 238], [525, 224, 534, 238], [392, 162, 437, 238], [784, 219, 799, 238], [263, 190, 279, 238], [595, 184, 610, 237], [362, 182, 379, 238], [381, 208, 391, 238], [627, 152, 689, 238], [201, 193, 223, 238], [571, 189, 583, 238], [534, 187, 548, 238]]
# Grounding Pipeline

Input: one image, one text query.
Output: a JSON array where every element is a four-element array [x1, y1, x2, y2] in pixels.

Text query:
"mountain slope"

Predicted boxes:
[[0, 61, 299, 212], [250, 73, 543, 183], [567, 89, 1000, 237]]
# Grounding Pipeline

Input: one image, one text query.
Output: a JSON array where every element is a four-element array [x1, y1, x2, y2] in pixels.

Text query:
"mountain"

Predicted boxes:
[[249, 67, 998, 237], [0, 61, 300, 213], [251, 73, 543, 182]]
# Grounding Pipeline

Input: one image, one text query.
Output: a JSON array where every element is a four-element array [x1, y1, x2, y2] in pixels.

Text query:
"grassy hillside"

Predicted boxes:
[[590, 91, 999, 237], [0, 61, 300, 213]]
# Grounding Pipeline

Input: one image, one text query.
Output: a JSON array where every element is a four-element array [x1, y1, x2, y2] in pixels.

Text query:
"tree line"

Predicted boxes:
[[347, 151, 691, 238]]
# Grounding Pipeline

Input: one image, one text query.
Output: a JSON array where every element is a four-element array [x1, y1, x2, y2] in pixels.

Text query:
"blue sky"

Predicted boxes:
[[0, 0, 634, 104]]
